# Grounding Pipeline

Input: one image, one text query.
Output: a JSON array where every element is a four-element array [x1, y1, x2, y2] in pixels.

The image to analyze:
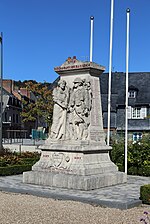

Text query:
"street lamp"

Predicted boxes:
[[0, 32, 3, 151]]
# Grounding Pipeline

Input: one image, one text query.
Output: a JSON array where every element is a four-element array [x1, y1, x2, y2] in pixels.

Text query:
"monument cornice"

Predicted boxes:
[[54, 61, 105, 76]]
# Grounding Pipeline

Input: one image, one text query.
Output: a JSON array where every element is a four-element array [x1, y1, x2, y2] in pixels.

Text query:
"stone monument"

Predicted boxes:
[[23, 57, 127, 190]]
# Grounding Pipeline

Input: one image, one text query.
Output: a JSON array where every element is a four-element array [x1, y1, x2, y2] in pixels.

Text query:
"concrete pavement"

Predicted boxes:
[[0, 174, 149, 209]]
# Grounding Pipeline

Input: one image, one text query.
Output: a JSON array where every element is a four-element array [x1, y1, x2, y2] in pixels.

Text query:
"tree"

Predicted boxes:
[[14, 80, 38, 88], [21, 81, 53, 132]]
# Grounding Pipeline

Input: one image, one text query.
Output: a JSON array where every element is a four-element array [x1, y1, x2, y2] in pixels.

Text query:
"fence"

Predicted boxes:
[[3, 129, 47, 145], [31, 129, 47, 140]]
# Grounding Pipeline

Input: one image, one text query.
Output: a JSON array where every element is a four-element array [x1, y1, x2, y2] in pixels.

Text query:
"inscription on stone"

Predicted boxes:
[[43, 155, 49, 158], [52, 153, 64, 167], [74, 156, 82, 159]]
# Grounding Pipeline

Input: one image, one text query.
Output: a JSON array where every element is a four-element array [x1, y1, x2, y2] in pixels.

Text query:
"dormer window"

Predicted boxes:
[[128, 85, 138, 99], [128, 90, 136, 98]]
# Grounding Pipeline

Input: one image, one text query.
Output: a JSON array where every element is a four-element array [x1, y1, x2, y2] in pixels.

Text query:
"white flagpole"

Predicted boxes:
[[0, 32, 3, 151], [125, 9, 130, 174], [90, 16, 94, 62], [107, 0, 114, 146]]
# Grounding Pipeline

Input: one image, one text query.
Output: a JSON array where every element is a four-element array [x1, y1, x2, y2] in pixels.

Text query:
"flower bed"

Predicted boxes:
[[0, 150, 40, 176]]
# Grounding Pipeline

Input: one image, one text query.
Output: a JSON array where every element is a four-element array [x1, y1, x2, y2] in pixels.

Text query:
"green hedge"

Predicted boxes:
[[111, 135, 150, 176], [128, 166, 150, 176], [140, 184, 150, 204], [0, 164, 32, 176]]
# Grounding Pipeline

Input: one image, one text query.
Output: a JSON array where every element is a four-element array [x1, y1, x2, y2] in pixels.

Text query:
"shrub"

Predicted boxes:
[[0, 155, 36, 167], [0, 164, 32, 176], [110, 139, 125, 168], [140, 184, 150, 204], [0, 151, 40, 168], [111, 134, 150, 176], [128, 166, 150, 176], [20, 151, 40, 159], [0, 151, 40, 176], [0, 147, 13, 156]]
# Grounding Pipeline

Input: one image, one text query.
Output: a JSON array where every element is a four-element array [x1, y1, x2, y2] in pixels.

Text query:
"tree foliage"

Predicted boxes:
[[14, 80, 38, 88], [21, 81, 53, 127]]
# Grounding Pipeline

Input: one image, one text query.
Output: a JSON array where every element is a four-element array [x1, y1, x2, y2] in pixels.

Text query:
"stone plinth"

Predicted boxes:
[[23, 141, 126, 190], [23, 57, 127, 190], [23, 171, 126, 191]]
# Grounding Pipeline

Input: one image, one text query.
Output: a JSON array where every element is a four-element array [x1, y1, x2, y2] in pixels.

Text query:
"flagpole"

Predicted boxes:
[[107, 0, 114, 146], [125, 9, 130, 174], [0, 32, 3, 151], [90, 16, 94, 62]]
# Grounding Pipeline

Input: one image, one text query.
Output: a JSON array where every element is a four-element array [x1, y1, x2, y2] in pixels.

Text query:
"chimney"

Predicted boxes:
[[2, 79, 14, 93]]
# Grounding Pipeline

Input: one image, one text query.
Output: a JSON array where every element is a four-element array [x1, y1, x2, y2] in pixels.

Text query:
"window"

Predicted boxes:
[[128, 91, 136, 98], [132, 108, 141, 118], [16, 114, 19, 123], [133, 132, 142, 141], [127, 106, 147, 119], [5, 112, 7, 122], [13, 114, 15, 123], [13, 98, 15, 105], [9, 97, 12, 105], [132, 107, 147, 119]]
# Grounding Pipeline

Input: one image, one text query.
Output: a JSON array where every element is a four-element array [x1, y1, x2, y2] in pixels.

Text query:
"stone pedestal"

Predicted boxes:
[[23, 57, 127, 190], [23, 141, 126, 190]]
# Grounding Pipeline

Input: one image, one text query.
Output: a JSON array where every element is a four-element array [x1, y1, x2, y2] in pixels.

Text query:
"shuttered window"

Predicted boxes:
[[131, 107, 147, 119], [127, 106, 132, 119]]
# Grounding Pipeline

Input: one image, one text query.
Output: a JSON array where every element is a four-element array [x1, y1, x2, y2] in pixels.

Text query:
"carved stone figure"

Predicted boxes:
[[50, 78, 92, 141], [68, 78, 92, 140], [82, 79, 93, 139], [65, 88, 74, 140], [50, 80, 69, 140]]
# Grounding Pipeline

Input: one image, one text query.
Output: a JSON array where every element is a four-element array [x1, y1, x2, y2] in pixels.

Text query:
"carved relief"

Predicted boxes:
[[33, 152, 72, 171], [51, 152, 71, 170], [52, 152, 64, 167], [50, 78, 92, 141], [50, 80, 69, 140]]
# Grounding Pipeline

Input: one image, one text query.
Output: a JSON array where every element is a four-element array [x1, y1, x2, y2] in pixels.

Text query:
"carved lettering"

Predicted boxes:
[[74, 156, 82, 159]]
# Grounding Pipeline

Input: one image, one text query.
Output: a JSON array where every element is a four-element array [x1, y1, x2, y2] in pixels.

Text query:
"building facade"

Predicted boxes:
[[2, 79, 37, 138], [100, 72, 150, 141]]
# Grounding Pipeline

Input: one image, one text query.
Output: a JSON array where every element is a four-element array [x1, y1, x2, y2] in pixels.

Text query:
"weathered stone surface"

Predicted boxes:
[[23, 58, 127, 190], [23, 171, 126, 190], [31, 149, 118, 175]]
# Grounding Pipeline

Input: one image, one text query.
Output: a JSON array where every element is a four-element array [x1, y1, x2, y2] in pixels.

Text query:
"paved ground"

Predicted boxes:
[[0, 174, 149, 210]]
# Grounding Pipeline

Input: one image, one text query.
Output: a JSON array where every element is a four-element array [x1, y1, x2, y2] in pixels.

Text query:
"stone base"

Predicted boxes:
[[23, 141, 127, 190], [23, 171, 127, 191], [30, 149, 119, 176]]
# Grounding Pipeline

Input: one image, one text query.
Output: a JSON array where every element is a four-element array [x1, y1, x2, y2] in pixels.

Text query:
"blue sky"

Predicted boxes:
[[0, 0, 150, 83]]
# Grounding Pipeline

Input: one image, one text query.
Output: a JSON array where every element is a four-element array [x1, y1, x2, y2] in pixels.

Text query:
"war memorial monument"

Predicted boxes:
[[23, 57, 127, 190]]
